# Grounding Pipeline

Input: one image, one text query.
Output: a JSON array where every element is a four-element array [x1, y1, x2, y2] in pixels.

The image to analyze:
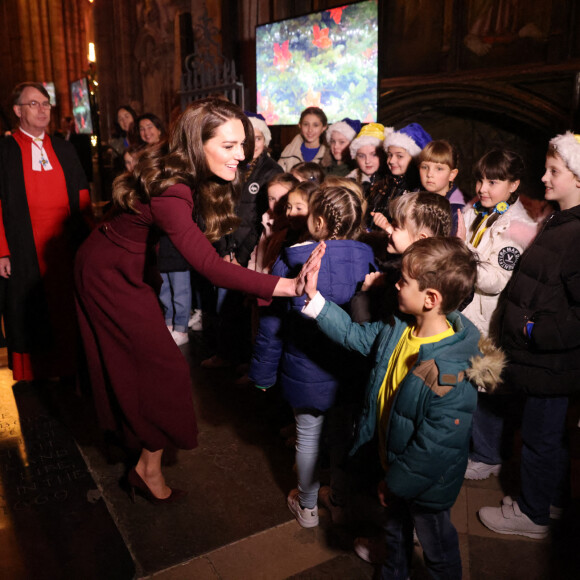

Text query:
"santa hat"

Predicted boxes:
[[245, 112, 272, 146], [549, 132, 580, 179], [383, 123, 432, 158], [349, 123, 385, 158], [328, 118, 362, 143]]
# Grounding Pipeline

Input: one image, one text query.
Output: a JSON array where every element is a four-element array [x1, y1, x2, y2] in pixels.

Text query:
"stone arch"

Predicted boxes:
[[378, 80, 574, 197]]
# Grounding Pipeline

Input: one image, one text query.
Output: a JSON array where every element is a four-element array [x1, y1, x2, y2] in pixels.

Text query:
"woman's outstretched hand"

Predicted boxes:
[[296, 242, 326, 296], [272, 242, 326, 297]]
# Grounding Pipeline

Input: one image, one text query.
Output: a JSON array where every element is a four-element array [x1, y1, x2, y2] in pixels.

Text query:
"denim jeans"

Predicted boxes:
[[381, 499, 461, 580], [470, 393, 506, 465], [160, 271, 192, 332], [294, 408, 325, 509], [517, 395, 569, 526]]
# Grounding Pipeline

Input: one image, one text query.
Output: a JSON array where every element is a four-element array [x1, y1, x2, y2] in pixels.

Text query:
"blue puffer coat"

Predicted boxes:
[[249, 239, 376, 411], [314, 301, 486, 511]]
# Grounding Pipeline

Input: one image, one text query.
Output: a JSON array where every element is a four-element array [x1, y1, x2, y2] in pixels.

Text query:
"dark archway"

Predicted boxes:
[[378, 80, 575, 198]]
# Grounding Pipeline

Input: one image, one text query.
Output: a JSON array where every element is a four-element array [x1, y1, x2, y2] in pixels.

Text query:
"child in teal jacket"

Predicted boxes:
[[303, 237, 502, 579]]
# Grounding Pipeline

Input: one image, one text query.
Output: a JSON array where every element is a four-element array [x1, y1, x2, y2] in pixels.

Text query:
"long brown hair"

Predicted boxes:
[[113, 98, 255, 242]]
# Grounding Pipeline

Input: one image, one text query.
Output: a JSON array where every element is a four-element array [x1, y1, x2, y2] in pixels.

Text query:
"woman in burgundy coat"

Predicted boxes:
[[75, 98, 323, 503]]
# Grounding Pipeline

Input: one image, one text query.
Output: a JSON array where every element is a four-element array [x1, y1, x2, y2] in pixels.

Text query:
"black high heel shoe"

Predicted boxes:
[[127, 468, 187, 505]]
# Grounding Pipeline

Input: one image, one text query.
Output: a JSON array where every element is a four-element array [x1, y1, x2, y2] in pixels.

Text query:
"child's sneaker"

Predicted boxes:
[[464, 459, 501, 480], [287, 488, 319, 528], [171, 330, 189, 346], [318, 486, 346, 525], [479, 497, 549, 539], [353, 536, 387, 564], [188, 309, 203, 331]]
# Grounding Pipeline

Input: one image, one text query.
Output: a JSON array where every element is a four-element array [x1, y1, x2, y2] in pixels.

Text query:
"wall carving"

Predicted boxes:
[[0, 0, 90, 132]]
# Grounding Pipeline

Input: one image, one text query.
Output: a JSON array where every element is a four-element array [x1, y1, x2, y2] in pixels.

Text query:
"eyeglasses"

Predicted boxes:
[[18, 101, 52, 110]]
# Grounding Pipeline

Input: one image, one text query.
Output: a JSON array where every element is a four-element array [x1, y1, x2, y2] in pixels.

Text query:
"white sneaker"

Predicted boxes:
[[287, 488, 319, 528], [353, 536, 387, 564], [188, 309, 203, 331], [171, 330, 189, 346], [318, 485, 346, 525], [479, 497, 549, 539], [465, 459, 501, 480]]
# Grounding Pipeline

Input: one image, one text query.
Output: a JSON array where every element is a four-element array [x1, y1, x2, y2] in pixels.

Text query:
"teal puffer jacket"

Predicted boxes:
[[315, 301, 483, 511]]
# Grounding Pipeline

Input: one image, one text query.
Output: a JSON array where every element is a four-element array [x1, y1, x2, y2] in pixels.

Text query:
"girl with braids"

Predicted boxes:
[[250, 183, 376, 528], [352, 191, 454, 324], [456, 148, 539, 481], [74, 98, 325, 504]]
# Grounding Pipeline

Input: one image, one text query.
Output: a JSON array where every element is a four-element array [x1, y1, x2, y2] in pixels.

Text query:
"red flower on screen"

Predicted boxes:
[[312, 25, 332, 49], [328, 7, 346, 25], [362, 48, 375, 60], [273, 40, 292, 69], [259, 98, 279, 125]]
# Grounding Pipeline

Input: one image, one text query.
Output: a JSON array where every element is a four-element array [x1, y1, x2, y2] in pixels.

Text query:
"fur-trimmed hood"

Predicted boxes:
[[466, 336, 506, 393]]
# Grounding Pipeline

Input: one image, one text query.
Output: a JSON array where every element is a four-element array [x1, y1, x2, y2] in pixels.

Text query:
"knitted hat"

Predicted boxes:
[[328, 118, 362, 143], [383, 123, 432, 158], [349, 123, 385, 158], [245, 112, 272, 146], [549, 132, 580, 179]]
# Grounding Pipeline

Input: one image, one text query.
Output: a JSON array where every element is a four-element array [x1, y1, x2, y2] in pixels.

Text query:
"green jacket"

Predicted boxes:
[[315, 301, 498, 510]]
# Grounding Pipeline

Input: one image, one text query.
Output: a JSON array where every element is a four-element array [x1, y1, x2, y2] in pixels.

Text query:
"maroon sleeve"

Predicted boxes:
[[150, 184, 279, 300]]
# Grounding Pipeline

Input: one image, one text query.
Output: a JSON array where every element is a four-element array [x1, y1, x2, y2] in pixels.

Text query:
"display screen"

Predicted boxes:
[[70, 78, 94, 135], [256, 0, 378, 125], [42, 82, 56, 106]]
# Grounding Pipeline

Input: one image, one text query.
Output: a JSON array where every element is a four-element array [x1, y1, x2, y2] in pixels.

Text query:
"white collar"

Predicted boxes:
[[19, 128, 46, 141], [20, 128, 52, 171]]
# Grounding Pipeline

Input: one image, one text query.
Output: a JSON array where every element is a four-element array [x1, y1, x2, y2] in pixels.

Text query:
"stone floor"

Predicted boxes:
[[0, 336, 578, 580]]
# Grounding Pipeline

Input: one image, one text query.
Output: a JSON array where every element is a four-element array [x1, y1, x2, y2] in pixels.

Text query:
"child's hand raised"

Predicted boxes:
[[305, 262, 320, 300], [371, 212, 390, 232], [362, 271, 385, 292], [455, 209, 466, 241], [295, 241, 326, 297]]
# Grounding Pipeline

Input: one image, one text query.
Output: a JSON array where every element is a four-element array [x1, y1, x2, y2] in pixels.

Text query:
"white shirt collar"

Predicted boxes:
[[19, 128, 46, 141], [19, 128, 52, 171]]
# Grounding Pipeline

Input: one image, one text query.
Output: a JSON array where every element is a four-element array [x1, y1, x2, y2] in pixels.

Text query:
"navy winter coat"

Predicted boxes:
[[249, 239, 376, 411]]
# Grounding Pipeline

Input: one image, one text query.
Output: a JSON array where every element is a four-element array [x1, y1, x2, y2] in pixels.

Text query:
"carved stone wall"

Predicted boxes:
[[0, 0, 91, 132], [3, 0, 579, 183], [232, 0, 580, 188]]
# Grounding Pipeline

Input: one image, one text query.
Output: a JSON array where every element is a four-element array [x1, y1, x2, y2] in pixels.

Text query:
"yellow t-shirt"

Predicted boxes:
[[377, 324, 454, 470]]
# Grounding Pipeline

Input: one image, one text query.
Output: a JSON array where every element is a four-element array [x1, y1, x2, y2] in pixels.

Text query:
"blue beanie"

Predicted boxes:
[[383, 123, 432, 157]]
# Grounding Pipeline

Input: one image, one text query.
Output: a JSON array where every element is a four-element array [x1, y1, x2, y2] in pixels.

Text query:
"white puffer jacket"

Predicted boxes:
[[462, 198, 539, 336]]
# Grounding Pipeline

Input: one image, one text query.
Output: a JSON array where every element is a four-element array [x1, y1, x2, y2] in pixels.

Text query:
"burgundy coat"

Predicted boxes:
[[74, 183, 278, 451]]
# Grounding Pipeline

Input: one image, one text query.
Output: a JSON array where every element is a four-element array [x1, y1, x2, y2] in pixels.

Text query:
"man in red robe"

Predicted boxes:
[[0, 82, 92, 381]]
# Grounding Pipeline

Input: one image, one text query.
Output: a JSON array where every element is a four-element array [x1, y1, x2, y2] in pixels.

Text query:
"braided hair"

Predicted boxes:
[[308, 185, 363, 241]]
